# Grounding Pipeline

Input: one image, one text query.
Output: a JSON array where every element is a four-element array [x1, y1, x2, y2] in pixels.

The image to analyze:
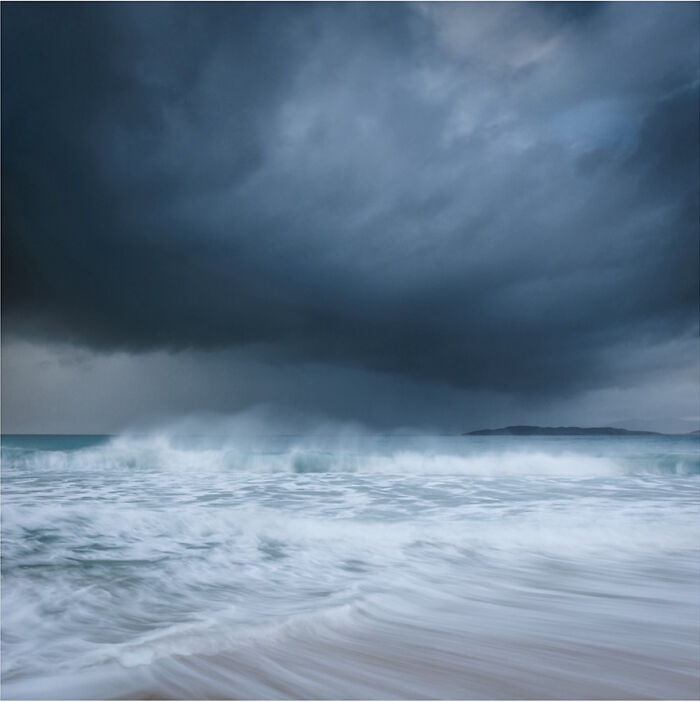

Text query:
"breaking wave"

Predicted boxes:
[[3, 432, 699, 476], [2, 430, 699, 699]]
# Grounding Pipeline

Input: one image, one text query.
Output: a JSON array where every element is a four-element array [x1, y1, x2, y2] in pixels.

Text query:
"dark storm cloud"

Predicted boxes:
[[3, 2, 698, 397]]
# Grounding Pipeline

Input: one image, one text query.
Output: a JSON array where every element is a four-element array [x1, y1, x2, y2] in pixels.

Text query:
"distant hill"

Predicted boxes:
[[465, 425, 662, 436]]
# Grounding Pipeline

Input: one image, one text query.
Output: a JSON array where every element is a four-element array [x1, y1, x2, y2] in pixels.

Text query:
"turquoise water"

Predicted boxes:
[[2, 433, 699, 699]]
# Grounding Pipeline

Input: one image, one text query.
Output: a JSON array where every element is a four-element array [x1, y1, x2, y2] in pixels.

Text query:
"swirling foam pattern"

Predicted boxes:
[[2, 433, 699, 699]]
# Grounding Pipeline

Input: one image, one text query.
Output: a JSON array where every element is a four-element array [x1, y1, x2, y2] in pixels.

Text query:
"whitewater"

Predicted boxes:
[[2, 432, 699, 699]]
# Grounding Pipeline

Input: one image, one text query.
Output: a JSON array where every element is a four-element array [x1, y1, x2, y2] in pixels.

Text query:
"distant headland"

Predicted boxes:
[[465, 426, 662, 436]]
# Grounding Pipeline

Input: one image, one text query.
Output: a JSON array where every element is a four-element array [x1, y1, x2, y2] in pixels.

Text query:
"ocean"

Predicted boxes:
[[1, 432, 699, 699]]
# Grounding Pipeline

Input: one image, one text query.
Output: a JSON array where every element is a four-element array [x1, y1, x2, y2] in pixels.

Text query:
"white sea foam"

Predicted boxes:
[[2, 431, 699, 699], [5, 430, 699, 476]]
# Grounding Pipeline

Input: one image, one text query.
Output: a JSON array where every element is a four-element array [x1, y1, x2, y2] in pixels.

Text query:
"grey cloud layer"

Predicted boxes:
[[3, 2, 698, 398], [4, 336, 699, 434]]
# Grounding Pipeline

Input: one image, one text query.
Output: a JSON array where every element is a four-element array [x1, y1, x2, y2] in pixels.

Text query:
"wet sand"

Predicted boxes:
[[6, 589, 699, 700]]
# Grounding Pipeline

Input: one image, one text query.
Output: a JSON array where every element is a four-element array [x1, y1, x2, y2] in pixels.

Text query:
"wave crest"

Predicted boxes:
[[3, 433, 698, 476]]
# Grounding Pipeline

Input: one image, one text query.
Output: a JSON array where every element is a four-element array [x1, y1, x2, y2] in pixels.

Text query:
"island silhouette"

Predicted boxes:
[[465, 426, 661, 436]]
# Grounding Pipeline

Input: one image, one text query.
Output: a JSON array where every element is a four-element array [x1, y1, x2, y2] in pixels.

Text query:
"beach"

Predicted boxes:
[[2, 433, 699, 699]]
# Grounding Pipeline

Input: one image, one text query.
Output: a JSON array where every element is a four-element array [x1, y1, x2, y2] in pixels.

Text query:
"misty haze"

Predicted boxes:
[[2, 2, 699, 700]]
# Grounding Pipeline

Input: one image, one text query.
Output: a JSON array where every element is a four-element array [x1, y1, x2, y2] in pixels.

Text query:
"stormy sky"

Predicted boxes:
[[2, 2, 699, 434]]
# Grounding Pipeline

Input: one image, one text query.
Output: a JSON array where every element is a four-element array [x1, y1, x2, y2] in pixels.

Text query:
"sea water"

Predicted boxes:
[[1, 432, 699, 699]]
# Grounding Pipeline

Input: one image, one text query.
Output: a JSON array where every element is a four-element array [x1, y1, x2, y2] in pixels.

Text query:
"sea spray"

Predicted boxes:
[[2, 428, 699, 699]]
